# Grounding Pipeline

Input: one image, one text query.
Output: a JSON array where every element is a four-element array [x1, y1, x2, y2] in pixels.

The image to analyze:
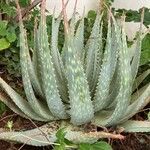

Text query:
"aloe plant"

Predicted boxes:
[[0, 0, 150, 147]]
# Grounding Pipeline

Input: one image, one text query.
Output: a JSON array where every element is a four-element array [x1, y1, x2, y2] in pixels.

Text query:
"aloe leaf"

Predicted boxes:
[[132, 69, 150, 92], [27, 19, 44, 98], [61, 40, 67, 67], [104, 65, 120, 109], [92, 110, 113, 127], [0, 122, 59, 146], [74, 17, 85, 63], [60, 2, 94, 125], [0, 92, 27, 119], [20, 42, 55, 120], [119, 83, 150, 123], [51, 16, 65, 80], [131, 31, 142, 81], [97, 21, 132, 126], [28, 53, 44, 98], [32, 18, 38, 76], [65, 44, 94, 125], [95, 83, 150, 126], [0, 77, 47, 121], [62, 14, 85, 67], [61, 8, 76, 66], [37, 1, 67, 119], [85, 13, 102, 91], [18, 6, 56, 120], [118, 120, 150, 132], [109, 25, 120, 79], [100, 22, 120, 110], [0, 121, 124, 146], [106, 22, 132, 126], [93, 17, 119, 111], [51, 16, 68, 102], [69, 8, 76, 38], [32, 19, 44, 91], [131, 83, 150, 103], [90, 21, 103, 94], [28, 21, 44, 98]]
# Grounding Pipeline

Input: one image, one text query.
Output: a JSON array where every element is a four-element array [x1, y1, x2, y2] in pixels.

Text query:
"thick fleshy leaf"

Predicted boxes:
[[85, 13, 102, 91], [118, 120, 150, 132], [0, 121, 124, 146], [104, 22, 132, 126], [0, 122, 59, 146], [51, 16, 68, 102], [93, 20, 132, 126], [18, 2, 56, 120], [28, 21, 44, 98], [119, 83, 150, 123], [93, 84, 150, 127], [0, 77, 46, 121], [74, 17, 85, 63], [105, 65, 120, 109], [90, 21, 103, 94], [0, 92, 27, 119], [131, 30, 142, 81], [93, 17, 120, 112], [65, 45, 94, 125], [132, 69, 150, 92], [36, 1, 67, 119], [32, 18, 43, 87]]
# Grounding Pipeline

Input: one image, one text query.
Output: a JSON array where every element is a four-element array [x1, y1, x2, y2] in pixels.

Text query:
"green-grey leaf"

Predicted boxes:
[[0, 77, 46, 121], [0, 92, 27, 118], [118, 120, 150, 132], [65, 44, 94, 125], [36, 5, 67, 119]]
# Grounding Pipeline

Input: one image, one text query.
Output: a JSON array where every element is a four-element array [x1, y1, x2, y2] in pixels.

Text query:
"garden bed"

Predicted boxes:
[[0, 109, 149, 150]]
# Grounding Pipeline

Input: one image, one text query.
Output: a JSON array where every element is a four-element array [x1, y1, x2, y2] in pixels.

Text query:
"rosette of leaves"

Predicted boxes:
[[0, 0, 149, 147]]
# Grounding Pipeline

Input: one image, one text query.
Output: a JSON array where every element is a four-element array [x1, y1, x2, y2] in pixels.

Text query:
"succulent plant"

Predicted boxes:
[[0, 0, 149, 147]]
